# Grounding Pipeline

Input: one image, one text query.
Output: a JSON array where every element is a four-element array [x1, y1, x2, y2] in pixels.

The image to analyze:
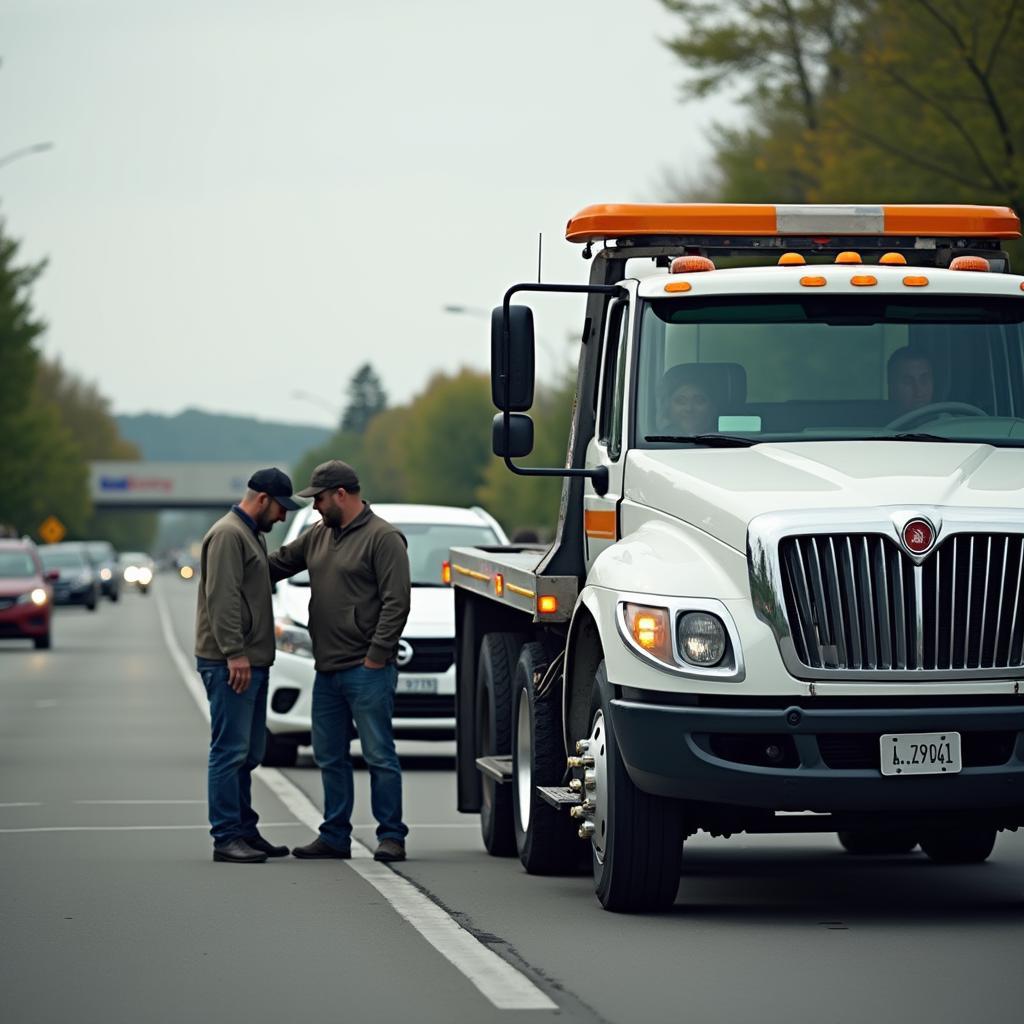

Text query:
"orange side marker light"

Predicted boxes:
[[537, 595, 559, 615], [850, 275, 877, 287], [441, 561, 452, 585], [903, 276, 929, 287], [800, 275, 827, 287], [664, 281, 692, 293]]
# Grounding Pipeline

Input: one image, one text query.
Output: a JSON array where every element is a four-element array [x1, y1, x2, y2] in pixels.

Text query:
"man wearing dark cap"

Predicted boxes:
[[269, 460, 412, 863], [195, 467, 301, 863]]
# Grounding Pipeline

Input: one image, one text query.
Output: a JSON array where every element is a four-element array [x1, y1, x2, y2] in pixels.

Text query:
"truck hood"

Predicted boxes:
[[274, 580, 453, 638], [626, 442, 1024, 552]]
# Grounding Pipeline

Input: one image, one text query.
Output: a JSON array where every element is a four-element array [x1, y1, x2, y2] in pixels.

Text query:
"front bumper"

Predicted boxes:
[[0, 602, 50, 638], [610, 698, 1024, 813]]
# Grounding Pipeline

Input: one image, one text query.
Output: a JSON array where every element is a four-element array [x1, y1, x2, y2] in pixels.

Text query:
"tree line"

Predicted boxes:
[[0, 219, 156, 550]]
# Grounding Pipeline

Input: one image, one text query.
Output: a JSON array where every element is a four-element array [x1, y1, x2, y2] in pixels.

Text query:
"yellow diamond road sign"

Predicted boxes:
[[38, 516, 66, 545]]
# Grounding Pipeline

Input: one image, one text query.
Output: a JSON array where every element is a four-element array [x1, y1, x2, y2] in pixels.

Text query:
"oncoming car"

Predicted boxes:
[[119, 552, 155, 594], [38, 543, 101, 611], [265, 503, 508, 766], [0, 537, 53, 648]]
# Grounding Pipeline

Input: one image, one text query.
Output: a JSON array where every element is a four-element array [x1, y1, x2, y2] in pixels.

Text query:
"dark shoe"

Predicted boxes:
[[292, 836, 351, 859], [244, 834, 290, 857], [373, 839, 406, 862], [213, 839, 267, 864]]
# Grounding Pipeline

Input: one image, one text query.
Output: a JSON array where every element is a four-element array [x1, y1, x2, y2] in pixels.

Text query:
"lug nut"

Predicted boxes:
[[575, 740, 590, 755], [569, 801, 595, 820], [578, 821, 596, 839], [584, 769, 596, 790], [567, 756, 595, 769], [568, 779, 583, 793]]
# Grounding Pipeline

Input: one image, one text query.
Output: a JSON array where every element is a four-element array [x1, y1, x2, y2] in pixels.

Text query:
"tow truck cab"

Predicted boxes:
[[452, 203, 1024, 912]]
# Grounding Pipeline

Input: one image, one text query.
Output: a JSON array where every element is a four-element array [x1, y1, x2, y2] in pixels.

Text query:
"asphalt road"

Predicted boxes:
[[2, 576, 1023, 1024]]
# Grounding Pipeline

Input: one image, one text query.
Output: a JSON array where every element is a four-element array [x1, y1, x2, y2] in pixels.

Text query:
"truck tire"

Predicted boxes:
[[262, 730, 299, 768], [837, 830, 918, 855], [582, 661, 682, 912], [512, 643, 579, 874], [476, 632, 524, 857], [919, 827, 997, 864]]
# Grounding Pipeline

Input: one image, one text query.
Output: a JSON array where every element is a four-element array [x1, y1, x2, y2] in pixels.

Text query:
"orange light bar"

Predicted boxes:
[[664, 281, 691, 293], [903, 275, 929, 287], [494, 573, 504, 597], [850, 274, 877, 286], [565, 203, 1021, 242], [949, 255, 991, 272], [778, 252, 806, 266], [835, 251, 862, 264], [670, 255, 716, 273], [800, 275, 827, 287], [537, 595, 558, 615], [441, 560, 452, 585], [879, 252, 907, 265]]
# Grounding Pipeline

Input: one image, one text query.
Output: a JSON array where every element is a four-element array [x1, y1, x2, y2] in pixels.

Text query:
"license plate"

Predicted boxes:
[[880, 732, 962, 776], [397, 677, 438, 694]]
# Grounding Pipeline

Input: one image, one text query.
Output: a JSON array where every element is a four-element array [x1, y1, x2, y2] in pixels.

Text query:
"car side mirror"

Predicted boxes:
[[46, 570, 60, 581], [492, 412, 534, 458], [491, 305, 535, 411]]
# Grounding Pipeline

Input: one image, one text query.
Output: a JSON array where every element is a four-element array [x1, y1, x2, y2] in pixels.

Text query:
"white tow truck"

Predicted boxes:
[[450, 202, 1024, 912]]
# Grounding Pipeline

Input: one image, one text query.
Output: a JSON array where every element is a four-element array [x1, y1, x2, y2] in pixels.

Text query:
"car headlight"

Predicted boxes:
[[100, 568, 112, 581], [677, 611, 727, 666], [275, 618, 313, 658], [623, 603, 674, 666], [123, 566, 138, 582], [138, 567, 153, 585], [17, 588, 49, 607]]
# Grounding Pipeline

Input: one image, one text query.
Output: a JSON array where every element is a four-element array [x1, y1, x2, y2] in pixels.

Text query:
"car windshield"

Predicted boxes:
[[39, 548, 87, 569], [636, 294, 1024, 448], [87, 543, 114, 561], [0, 551, 38, 577], [120, 552, 151, 565]]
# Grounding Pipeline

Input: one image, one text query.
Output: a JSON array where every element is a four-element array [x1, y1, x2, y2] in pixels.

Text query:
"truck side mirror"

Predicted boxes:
[[491, 305, 535, 411], [492, 413, 534, 458]]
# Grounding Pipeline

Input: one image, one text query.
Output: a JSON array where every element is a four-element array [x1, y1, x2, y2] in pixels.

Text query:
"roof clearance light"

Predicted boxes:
[[850, 274, 878, 287], [664, 281, 692, 293], [778, 252, 806, 266], [800, 275, 827, 287], [835, 251, 862, 264], [537, 595, 558, 615], [880, 252, 908, 265], [441, 560, 452, 585], [669, 255, 716, 273], [949, 255, 991, 272], [903, 275, 929, 287]]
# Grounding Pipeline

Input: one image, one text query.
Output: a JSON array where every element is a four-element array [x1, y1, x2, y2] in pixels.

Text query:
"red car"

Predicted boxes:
[[0, 538, 53, 649]]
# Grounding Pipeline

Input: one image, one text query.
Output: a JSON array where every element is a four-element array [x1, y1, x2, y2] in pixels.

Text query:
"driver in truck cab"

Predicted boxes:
[[657, 363, 722, 435], [888, 347, 935, 415]]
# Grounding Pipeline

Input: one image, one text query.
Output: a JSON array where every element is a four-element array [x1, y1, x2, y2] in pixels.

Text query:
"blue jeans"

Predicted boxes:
[[312, 663, 407, 848], [197, 657, 269, 845]]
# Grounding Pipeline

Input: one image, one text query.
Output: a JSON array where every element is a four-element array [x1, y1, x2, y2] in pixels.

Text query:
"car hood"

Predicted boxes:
[[626, 442, 1024, 552], [0, 576, 41, 595], [45, 567, 90, 582], [274, 581, 454, 638]]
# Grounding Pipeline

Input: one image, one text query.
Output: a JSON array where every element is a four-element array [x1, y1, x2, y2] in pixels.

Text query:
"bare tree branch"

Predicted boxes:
[[778, 0, 819, 130], [984, 0, 1020, 76]]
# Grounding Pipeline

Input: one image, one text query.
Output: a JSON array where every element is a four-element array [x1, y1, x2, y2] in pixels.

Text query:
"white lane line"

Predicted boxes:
[[0, 802, 43, 808], [75, 800, 206, 805], [0, 823, 306, 834], [155, 589, 557, 1012], [354, 823, 478, 830]]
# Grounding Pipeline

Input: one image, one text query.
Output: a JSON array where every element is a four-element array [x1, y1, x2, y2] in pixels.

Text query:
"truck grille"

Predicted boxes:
[[780, 533, 1024, 672]]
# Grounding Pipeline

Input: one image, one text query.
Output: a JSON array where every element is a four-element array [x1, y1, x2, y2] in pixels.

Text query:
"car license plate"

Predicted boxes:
[[397, 677, 438, 694], [880, 732, 961, 776]]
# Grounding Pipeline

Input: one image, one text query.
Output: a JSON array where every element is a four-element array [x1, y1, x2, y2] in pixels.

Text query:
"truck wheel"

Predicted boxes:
[[919, 828, 997, 864], [262, 730, 299, 768], [837, 830, 918, 855], [476, 632, 523, 857], [582, 661, 682, 912], [512, 643, 579, 874]]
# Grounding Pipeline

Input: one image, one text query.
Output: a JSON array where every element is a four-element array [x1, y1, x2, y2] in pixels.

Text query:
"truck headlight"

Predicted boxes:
[[623, 603, 673, 666], [275, 618, 313, 659], [677, 611, 727, 666]]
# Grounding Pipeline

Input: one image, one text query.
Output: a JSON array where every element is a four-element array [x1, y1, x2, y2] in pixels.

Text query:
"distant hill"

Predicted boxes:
[[116, 408, 332, 466]]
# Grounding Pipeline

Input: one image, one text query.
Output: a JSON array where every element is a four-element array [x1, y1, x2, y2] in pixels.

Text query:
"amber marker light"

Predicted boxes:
[[835, 251, 862, 264], [537, 595, 558, 615], [903, 275, 929, 287], [850, 274, 877, 286], [624, 603, 673, 665], [664, 280, 692, 293], [800, 275, 827, 287], [949, 255, 991, 272], [669, 255, 716, 273], [494, 573, 504, 597], [879, 252, 908, 265], [441, 560, 452, 585], [778, 252, 806, 266]]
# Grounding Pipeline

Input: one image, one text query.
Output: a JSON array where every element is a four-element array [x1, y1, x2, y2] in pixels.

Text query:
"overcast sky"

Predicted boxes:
[[2, 0, 736, 428]]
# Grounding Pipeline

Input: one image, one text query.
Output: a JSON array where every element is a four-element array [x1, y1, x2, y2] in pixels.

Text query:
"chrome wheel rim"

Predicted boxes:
[[515, 688, 532, 832], [589, 711, 609, 864]]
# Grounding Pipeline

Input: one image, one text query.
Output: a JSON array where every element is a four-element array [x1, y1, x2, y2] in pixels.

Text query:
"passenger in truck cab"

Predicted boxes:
[[657, 362, 726, 435], [888, 347, 935, 415]]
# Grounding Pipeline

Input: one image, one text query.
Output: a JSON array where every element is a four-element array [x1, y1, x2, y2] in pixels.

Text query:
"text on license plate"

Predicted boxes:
[[880, 731, 962, 776], [397, 677, 438, 694]]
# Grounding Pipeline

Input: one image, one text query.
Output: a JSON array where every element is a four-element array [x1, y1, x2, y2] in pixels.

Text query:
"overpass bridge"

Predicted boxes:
[[88, 462, 294, 510]]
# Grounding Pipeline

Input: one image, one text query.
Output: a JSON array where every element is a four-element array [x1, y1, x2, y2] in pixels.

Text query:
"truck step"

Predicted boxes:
[[475, 755, 513, 783], [537, 786, 579, 808]]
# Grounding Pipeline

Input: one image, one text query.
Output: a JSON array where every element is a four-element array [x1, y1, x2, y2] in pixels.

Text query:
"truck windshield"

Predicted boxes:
[[636, 294, 1024, 447]]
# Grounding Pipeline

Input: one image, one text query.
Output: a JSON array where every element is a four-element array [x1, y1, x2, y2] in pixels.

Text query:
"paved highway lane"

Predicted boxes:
[[4, 576, 1024, 1024]]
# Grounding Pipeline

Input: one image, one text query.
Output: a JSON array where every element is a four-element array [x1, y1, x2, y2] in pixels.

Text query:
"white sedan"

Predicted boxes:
[[264, 503, 507, 766]]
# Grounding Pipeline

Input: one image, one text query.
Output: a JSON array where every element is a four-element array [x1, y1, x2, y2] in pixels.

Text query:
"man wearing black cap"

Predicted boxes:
[[269, 459, 411, 863], [195, 467, 301, 864]]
